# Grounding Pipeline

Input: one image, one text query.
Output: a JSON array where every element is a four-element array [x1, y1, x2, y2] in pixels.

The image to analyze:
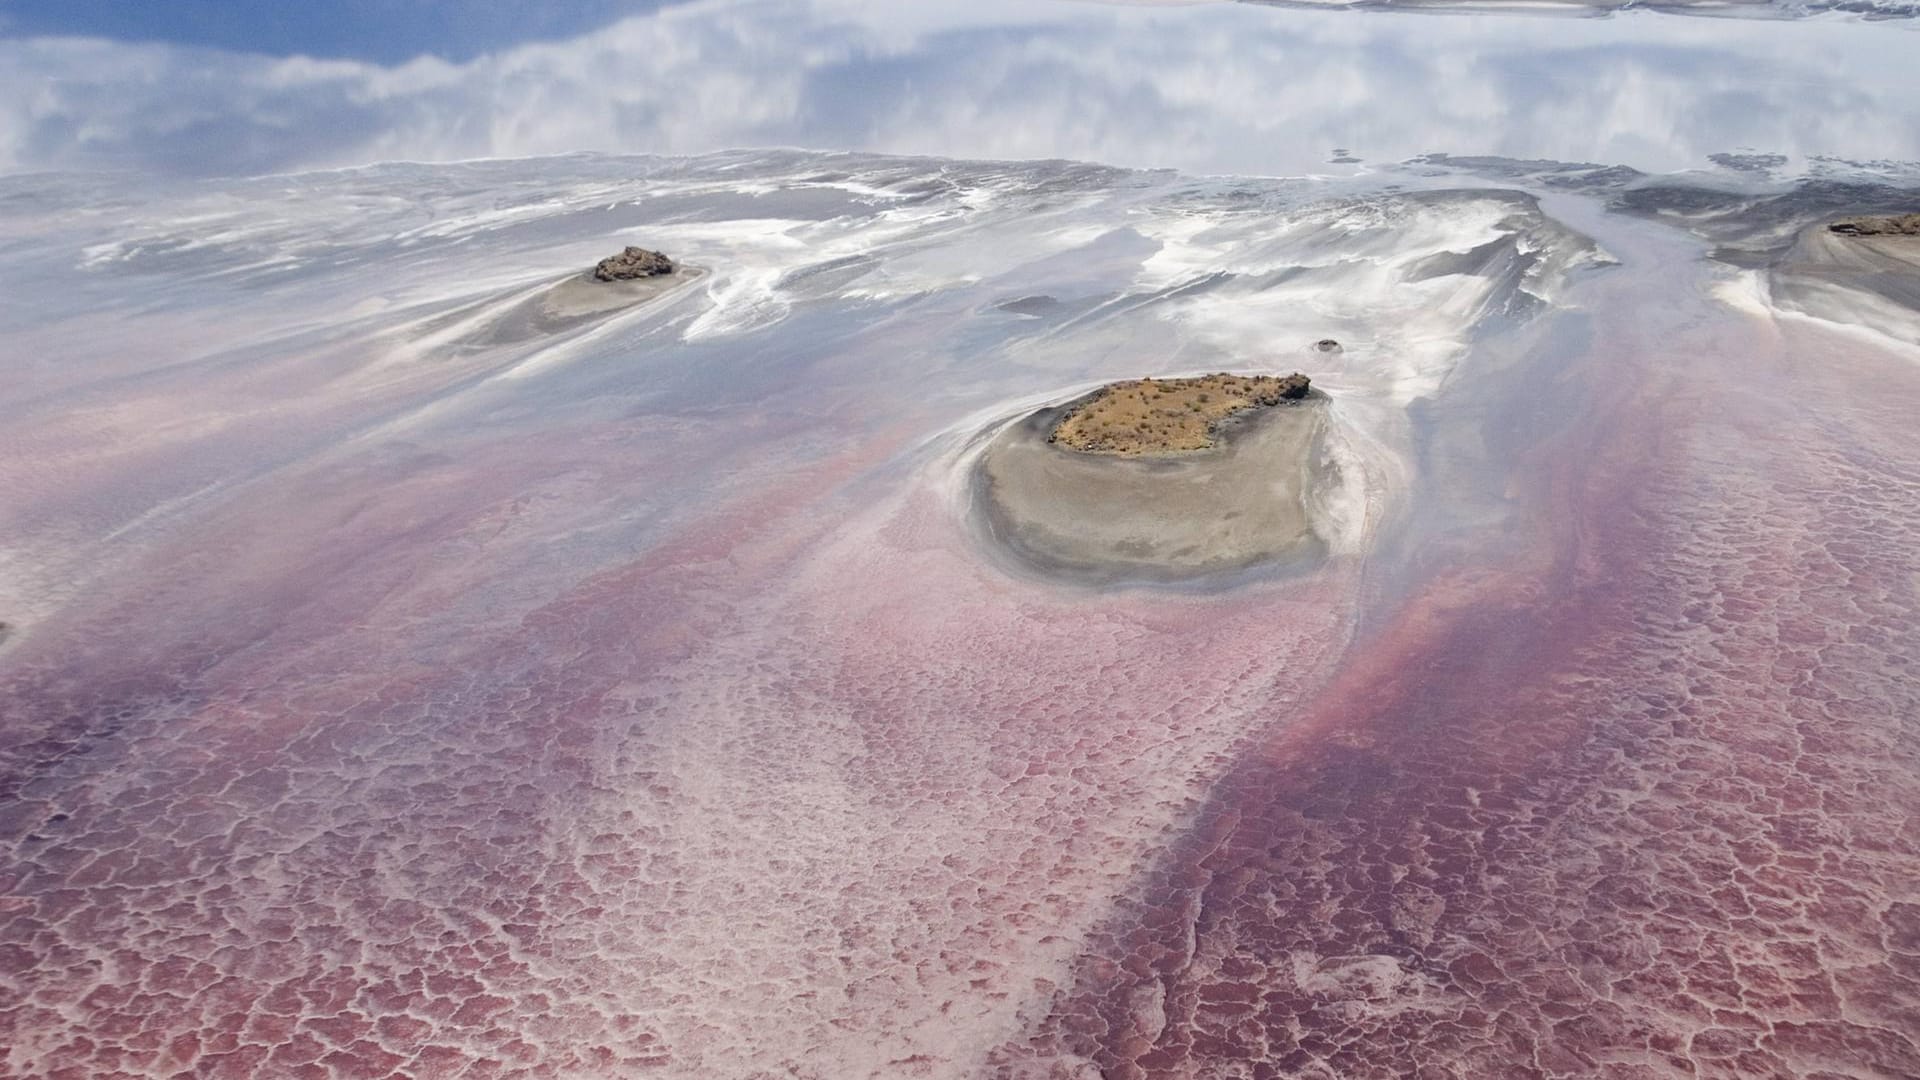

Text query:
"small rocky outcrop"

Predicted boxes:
[[593, 246, 675, 281], [1829, 214, 1920, 238], [1277, 372, 1312, 399]]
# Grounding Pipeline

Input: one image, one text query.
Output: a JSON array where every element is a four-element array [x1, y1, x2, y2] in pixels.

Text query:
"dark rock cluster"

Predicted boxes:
[[1829, 214, 1920, 238], [1238, 372, 1313, 406], [593, 246, 675, 281]]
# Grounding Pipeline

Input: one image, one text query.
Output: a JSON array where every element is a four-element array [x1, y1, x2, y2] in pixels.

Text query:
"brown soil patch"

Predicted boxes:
[[1830, 214, 1920, 237], [1049, 373, 1309, 455]]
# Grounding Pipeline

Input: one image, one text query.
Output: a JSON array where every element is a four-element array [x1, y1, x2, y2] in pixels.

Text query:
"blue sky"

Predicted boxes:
[[0, 0, 685, 63]]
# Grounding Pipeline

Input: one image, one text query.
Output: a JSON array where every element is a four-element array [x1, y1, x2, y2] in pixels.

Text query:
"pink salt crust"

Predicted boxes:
[[0, 400, 1356, 1076], [3, 244, 1918, 1080], [988, 316, 1920, 1077]]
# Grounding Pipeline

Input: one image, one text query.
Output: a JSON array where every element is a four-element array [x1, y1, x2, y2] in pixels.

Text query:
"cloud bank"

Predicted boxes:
[[2, 0, 1917, 179]]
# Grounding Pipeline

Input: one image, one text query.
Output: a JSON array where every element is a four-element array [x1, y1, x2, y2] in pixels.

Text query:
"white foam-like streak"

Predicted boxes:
[[1769, 294, 1920, 362], [1306, 395, 1406, 557], [382, 276, 562, 357], [1130, 194, 1568, 406], [1712, 263, 1920, 363]]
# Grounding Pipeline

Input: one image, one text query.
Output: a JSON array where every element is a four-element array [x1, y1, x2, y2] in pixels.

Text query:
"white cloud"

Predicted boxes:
[[0, 0, 1916, 178]]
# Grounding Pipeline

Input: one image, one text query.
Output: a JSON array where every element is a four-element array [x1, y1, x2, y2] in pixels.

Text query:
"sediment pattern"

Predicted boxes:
[[0, 466, 1356, 1077], [2, 152, 1913, 1079], [991, 276, 1920, 1077]]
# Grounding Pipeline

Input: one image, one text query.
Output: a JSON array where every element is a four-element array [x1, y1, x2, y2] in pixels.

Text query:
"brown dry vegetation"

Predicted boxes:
[[1049, 372, 1309, 455]]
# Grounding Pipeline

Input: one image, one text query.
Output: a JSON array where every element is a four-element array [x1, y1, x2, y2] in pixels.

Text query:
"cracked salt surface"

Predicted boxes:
[[0, 150, 1916, 1078]]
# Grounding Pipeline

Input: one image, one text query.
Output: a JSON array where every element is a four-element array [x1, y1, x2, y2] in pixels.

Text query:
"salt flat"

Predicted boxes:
[[2, 1, 1919, 1076]]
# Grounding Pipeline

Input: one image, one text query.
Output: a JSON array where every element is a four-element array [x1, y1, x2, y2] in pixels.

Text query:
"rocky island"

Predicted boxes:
[[1048, 372, 1311, 454], [594, 245, 676, 280], [974, 369, 1329, 585], [1829, 214, 1920, 238], [424, 244, 699, 350]]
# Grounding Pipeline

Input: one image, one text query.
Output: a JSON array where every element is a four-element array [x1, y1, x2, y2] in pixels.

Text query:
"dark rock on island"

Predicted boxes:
[[594, 245, 676, 281], [1828, 214, 1920, 238]]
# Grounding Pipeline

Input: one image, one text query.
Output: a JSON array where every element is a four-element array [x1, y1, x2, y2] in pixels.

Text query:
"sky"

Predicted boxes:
[[0, 0, 688, 64], [0, 0, 1917, 180]]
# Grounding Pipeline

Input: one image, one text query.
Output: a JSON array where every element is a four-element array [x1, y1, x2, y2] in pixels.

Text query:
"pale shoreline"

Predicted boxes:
[[402, 263, 708, 354]]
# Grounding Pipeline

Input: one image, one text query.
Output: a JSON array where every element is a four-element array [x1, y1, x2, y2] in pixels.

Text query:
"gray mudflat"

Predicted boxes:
[[1774, 227, 1920, 316], [1606, 183, 1920, 335], [974, 392, 1329, 586], [455, 266, 705, 349]]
